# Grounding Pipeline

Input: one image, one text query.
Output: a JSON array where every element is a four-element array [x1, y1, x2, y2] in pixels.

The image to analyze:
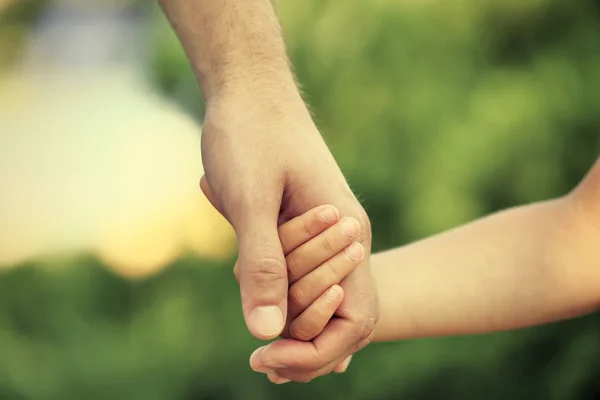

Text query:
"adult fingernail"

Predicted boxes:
[[260, 349, 288, 369], [249, 306, 284, 337], [340, 217, 360, 236], [327, 285, 343, 301], [339, 356, 352, 373], [268, 374, 291, 384], [250, 347, 273, 374], [263, 360, 288, 369], [344, 242, 364, 260], [320, 206, 339, 224], [250, 347, 265, 365], [254, 366, 274, 374], [250, 344, 287, 370]]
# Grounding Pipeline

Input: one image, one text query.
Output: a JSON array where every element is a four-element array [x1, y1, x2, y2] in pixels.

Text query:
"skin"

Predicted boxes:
[[256, 158, 600, 383], [159, 0, 378, 382], [370, 158, 600, 341], [264, 205, 366, 384], [160, 0, 598, 382]]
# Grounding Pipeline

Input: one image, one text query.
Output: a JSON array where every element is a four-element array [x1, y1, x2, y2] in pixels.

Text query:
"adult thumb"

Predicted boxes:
[[201, 175, 287, 339], [234, 199, 288, 340]]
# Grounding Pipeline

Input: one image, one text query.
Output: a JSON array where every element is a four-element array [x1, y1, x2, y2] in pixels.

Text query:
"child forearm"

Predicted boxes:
[[372, 173, 600, 341]]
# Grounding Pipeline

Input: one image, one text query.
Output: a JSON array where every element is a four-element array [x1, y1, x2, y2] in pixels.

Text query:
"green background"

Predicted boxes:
[[1, 0, 599, 398]]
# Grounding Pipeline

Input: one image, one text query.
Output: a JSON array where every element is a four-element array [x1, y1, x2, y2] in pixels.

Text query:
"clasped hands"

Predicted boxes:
[[198, 95, 378, 384]]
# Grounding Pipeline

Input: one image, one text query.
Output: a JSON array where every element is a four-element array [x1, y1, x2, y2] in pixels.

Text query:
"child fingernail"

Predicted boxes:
[[340, 217, 360, 236], [320, 206, 339, 224], [345, 242, 364, 260], [327, 285, 343, 301]]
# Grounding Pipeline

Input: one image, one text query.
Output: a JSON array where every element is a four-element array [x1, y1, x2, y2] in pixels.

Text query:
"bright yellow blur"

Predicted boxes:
[[0, 66, 236, 277]]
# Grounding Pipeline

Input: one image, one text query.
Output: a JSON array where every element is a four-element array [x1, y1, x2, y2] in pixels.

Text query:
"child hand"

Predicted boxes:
[[278, 205, 365, 341], [269, 205, 364, 383]]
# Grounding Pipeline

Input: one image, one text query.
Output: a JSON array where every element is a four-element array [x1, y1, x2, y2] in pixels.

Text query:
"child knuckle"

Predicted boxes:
[[289, 284, 308, 307], [285, 255, 300, 280], [325, 259, 342, 278], [322, 235, 336, 253]]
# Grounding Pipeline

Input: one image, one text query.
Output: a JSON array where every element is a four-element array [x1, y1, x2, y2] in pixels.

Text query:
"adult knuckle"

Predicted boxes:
[[354, 331, 375, 354], [245, 257, 287, 285], [348, 315, 376, 353], [354, 207, 372, 244], [359, 315, 376, 341], [345, 311, 375, 339], [361, 332, 375, 350]]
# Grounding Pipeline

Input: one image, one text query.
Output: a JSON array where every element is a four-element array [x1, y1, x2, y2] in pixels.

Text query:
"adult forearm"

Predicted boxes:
[[159, 0, 300, 103]]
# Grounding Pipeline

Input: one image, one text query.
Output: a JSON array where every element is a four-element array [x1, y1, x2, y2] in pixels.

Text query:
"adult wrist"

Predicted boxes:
[[202, 69, 303, 106], [204, 79, 314, 129]]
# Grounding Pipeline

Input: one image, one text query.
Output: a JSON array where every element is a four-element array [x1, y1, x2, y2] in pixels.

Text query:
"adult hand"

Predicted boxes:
[[160, 0, 377, 382], [200, 91, 377, 382]]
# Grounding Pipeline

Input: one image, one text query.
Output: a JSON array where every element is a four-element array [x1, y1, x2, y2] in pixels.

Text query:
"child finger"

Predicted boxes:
[[289, 285, 344, 341], [288, 242, 364, 317], [286, 217, 361, 284], [278, 205, 340, 255]]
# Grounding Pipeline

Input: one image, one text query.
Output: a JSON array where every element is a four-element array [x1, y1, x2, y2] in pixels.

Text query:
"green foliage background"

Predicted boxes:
[[2, 0, 600, 398]]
